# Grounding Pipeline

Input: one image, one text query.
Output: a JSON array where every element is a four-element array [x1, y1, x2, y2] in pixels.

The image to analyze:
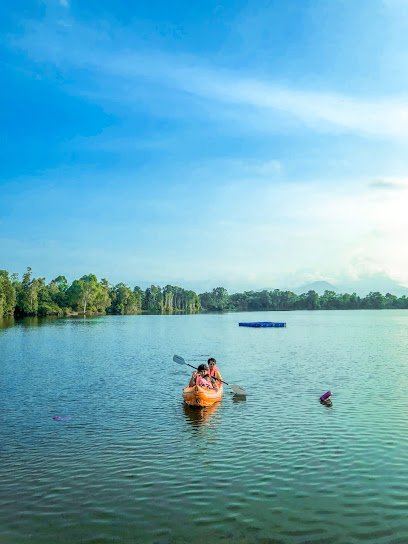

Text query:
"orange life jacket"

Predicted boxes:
[[209, 366, 222, 382]]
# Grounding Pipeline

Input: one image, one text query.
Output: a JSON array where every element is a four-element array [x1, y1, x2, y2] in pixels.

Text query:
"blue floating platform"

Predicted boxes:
[[239, 322, 286, 328]]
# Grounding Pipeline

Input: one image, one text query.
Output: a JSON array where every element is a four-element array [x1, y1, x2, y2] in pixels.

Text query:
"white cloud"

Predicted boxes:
[[369, 176, 408, 190], [191, 174, 408, 287], [11, 17, 408, 142], [196, 77, 408, 140]]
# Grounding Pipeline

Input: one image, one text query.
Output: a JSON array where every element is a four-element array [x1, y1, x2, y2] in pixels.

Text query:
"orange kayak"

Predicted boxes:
[[182, 384, 223, 407]]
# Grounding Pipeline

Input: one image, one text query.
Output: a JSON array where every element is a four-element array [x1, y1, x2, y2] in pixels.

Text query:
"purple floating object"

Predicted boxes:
[[320, 391, 332, 401], [53, 416, 71, 421]]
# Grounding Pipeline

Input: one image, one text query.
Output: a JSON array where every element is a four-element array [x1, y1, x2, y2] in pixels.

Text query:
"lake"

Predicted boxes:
[[1, 310, 408, 543]]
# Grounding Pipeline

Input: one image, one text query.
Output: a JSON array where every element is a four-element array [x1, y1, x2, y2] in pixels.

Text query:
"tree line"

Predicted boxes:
[[0, 268, 201, 317], [1, 268, 408, 318], [199, 287, 408, 311]]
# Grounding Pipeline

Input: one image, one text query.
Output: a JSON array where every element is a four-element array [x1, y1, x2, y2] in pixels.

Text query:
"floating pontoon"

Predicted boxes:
[[238, 322, 286, 328]]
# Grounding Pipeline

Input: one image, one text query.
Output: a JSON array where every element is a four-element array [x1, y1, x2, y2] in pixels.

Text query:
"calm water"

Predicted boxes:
[[1, 310, 408, 544]]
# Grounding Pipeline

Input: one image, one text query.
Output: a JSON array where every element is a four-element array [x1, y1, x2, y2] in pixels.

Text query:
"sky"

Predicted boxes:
[[1, 0, 408, 293]]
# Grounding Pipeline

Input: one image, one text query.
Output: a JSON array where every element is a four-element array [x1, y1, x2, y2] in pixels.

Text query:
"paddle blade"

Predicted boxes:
[[173, 354, 186, 365], [229, 384, 247, 396]]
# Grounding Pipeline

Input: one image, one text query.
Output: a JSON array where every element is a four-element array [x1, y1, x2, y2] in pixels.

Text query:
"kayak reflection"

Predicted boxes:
[[182, 401, 221, 434]]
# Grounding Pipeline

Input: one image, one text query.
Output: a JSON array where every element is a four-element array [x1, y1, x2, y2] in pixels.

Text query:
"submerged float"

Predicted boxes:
[[239, 322, 286, 328]]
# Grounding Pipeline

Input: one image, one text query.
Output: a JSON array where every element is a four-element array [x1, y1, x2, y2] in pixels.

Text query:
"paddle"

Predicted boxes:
[[173, 354, 247, 396]]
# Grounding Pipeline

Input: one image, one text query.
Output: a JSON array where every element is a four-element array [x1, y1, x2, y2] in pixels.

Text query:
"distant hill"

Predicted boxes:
[[337, 277, 408, 297], [291, 277, 408, 297], [258, 281, 339, 295], [291, 281, 339, 296]]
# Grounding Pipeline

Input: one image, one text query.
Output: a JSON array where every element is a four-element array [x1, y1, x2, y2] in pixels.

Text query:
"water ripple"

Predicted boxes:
[[2, 311, 408, 543]]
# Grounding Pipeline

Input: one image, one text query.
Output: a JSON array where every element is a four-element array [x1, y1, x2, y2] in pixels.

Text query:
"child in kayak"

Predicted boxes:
[[189, 364, 215, 389], [201, 372, 218, 390]]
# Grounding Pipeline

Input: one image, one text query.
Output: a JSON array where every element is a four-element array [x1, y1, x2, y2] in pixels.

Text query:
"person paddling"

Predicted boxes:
[[208, 358, 222, 386]]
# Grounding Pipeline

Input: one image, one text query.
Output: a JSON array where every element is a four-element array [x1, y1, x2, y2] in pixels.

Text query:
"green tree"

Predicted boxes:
[[17, 267, 39, 315], [93, 277, 111, 312], [228, 292, 249, 311], [199, 287, 229, 311], [280, 290, 297, 310], [385, 293, 398, 309], [258, 290, 272, 309], [349, 293, 361, 309], [133, 286, 145, 313], [212, 287, 229, 310], [37, 278, 63, 316], [49, 276, 69, 308], [305, 290, 320, 310], [144, 285, 163, 313], [320, 290, 340, 310], [67, 274, 99, 314], [184, 290, 201, 313], [0, 270, 16, 317], [364, 291, 385, 309], [110, 283, 139, 314], [199, 291, 214, 310], [397, 295, 408, 309], [163, 285, 175, 313]]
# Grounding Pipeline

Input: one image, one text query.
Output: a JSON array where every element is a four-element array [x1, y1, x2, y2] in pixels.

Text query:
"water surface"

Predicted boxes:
[[1, 311, 408, 543]]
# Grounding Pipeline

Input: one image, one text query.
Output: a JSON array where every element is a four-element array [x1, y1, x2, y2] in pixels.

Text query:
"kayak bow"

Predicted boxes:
[[182, 384, 223, 407]]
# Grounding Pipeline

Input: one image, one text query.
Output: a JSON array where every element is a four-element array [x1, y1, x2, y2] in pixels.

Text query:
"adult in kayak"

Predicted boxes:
[[208, 358, 222, 386]]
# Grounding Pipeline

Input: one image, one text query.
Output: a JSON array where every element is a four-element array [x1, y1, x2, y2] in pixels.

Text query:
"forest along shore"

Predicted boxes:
[[1, 267, 407, 319]]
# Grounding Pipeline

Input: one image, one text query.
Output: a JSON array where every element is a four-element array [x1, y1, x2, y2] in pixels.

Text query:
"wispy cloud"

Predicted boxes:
[[369, 176, 408, 190], [198, 77, 408, 140], [11, 16, 408, 142]]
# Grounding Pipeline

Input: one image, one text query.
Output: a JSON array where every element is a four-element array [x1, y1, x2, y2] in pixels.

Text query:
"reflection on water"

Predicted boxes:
[[0, 317, 15, 330], [0, 315, 108, 331], [182, 401, 220, 425], [320, 399, 333, 408], [182, 401, 222, 441], [232, 394, 247, 404], [0, 316, 58, 329]]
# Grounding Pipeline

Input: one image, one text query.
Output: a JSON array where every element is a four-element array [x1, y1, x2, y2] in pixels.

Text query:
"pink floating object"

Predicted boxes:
[[320, 391, 332, 401], [53, 416, 71, 421]]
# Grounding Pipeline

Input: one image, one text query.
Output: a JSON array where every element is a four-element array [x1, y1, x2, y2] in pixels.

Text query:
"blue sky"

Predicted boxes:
[[1, 0, 408, 292]]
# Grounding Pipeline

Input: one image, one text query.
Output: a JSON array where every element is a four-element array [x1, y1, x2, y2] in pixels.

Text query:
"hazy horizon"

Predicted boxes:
[[5, 267, 408, 297]]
